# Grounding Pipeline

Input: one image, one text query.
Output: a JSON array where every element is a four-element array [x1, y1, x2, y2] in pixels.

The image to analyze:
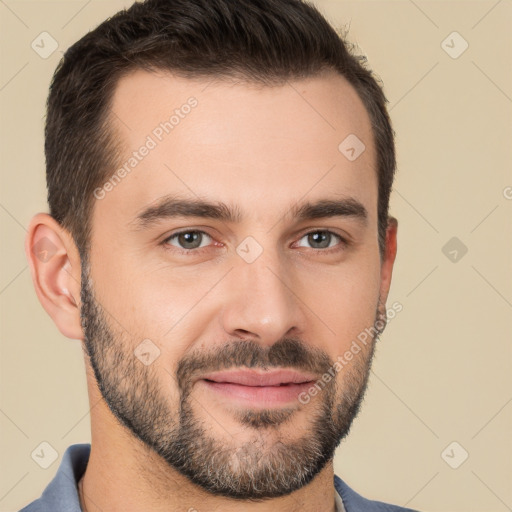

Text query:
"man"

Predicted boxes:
[[21, 0, 415, 510]]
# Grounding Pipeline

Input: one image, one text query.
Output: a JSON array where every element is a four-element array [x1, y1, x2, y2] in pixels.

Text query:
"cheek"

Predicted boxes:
[[89, 256, 221, 365], [301, 255, 381, 356], [89, 239, 187, 327]]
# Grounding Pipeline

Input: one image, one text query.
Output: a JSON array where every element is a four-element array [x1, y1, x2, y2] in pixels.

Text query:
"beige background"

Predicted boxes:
[[1, 1, 511, 511]]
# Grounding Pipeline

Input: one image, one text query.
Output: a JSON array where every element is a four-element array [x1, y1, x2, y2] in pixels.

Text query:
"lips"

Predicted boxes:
[[201, 369, 317, 387], [198, 369, 317, 406]]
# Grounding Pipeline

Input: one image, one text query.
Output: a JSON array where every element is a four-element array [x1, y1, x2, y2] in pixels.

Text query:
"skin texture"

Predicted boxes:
[[26, 69, 398, 512]]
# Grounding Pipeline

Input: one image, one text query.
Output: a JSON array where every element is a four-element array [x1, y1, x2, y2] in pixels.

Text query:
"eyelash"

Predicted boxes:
[[161, 229, 348, 256]]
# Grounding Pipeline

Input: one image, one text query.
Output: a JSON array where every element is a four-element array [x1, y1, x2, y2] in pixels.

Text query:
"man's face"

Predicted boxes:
[[81, 70, 389, 498]]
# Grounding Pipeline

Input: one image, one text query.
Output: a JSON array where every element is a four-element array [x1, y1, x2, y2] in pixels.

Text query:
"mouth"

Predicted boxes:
[[197, 369, 317, 407]]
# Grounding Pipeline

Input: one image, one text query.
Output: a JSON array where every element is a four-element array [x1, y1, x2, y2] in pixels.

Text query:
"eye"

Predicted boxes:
[[164, 230, 213, 251], [161, 229, 347, 256], [296, 230, 345, 250]]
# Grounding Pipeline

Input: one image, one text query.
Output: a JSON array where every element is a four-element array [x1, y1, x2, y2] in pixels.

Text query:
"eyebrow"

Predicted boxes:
[[131, 195, 368, 230]]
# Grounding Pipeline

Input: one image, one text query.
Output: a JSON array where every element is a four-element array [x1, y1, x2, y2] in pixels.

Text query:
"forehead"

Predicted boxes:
[[97, 69, 377, 228]]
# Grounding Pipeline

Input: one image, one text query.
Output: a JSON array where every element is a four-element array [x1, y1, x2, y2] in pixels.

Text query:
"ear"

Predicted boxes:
[[25, 213, 84, 340], [379, 215, 398, 305]]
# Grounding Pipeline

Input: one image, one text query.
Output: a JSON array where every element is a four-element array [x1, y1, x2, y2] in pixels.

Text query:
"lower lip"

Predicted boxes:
[[200, 379, 313, 406]]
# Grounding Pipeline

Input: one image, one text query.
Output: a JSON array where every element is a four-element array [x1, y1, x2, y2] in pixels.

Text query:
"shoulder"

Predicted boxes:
[[18, 444, 91, 512], [335, 475, 420, 512]]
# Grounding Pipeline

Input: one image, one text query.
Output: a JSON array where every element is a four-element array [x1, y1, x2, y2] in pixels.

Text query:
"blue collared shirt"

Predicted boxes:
[[19, 444, 418, 512]]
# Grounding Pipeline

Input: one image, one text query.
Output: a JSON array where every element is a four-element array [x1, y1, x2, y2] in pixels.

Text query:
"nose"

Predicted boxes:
[[219, 247, 306, 346]]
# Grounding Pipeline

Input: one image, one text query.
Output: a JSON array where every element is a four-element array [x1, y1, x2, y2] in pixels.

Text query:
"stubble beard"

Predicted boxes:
[[80, 260, 385, 499]]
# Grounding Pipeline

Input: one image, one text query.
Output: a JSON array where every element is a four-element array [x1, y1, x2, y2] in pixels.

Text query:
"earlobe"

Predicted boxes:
[[379, 215, 398, 305], [25, 213, 84, 340]]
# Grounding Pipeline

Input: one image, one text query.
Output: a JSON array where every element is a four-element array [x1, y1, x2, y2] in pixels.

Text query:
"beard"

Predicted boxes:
[[79, 259, 386, 500]]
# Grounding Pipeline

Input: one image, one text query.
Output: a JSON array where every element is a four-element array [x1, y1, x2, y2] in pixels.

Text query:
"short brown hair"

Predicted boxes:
[[45, 0, 396, 259]]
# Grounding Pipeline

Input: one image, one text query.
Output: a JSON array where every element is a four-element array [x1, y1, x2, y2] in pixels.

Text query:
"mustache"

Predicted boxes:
[[176, 338, 334, 394]]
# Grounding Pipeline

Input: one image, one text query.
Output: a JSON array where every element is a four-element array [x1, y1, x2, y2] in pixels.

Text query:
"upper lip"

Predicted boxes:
[[200, 369, 317, 387]]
